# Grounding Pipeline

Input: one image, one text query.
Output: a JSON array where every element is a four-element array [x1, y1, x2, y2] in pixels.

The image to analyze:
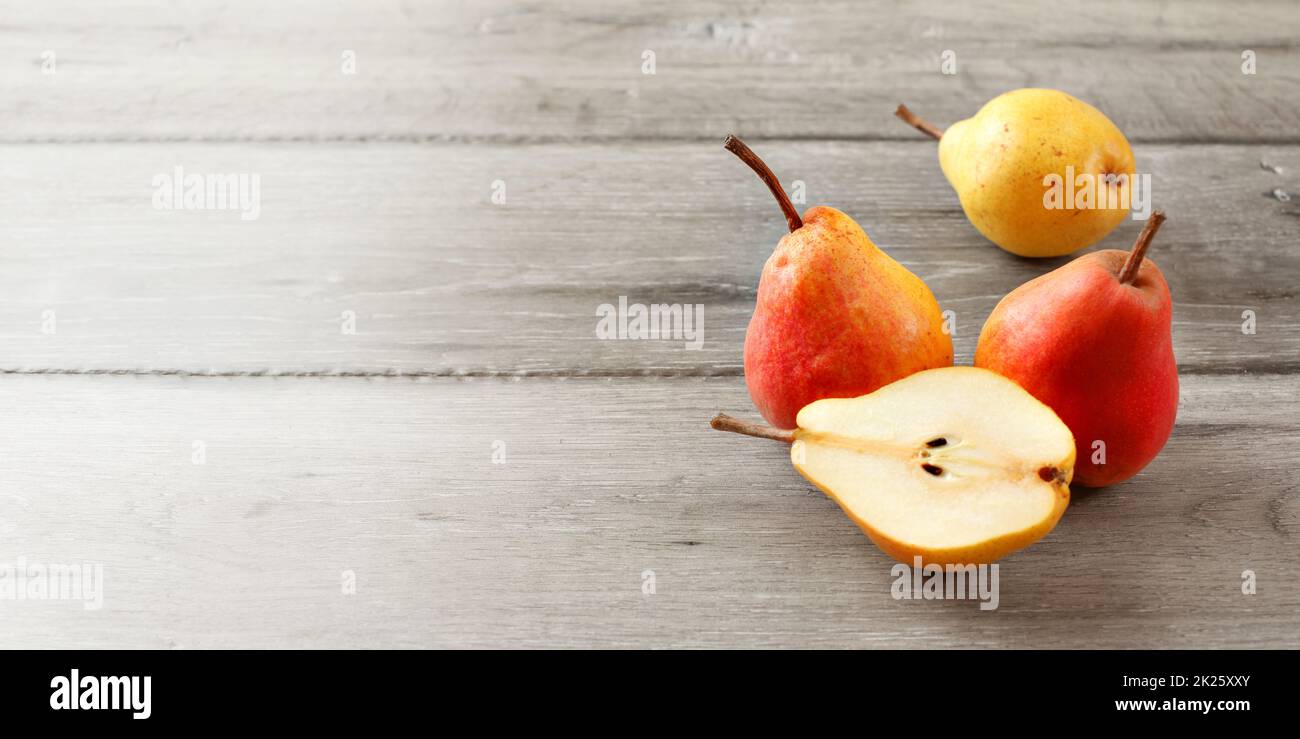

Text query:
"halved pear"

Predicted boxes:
[[713, 367, 1075, 564]]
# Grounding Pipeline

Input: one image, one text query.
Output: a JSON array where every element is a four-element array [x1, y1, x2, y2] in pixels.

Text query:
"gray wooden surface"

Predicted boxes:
[[1, 0, 1297, 648]]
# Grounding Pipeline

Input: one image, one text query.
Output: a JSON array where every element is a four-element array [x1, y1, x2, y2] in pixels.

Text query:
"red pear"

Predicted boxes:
[[974, 212, 1177, 487], [724, 136, 952, 429]]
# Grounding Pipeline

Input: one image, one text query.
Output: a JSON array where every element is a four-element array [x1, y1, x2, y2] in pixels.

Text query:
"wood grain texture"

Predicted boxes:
[[1, 0, 1296, 143], [2, 0, 1298, 650], [1, 141, 1296, 374], [0, 373, 1295, 649]]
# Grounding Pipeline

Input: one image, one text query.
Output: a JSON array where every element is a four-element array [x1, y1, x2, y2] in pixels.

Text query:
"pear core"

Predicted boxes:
[[792, 367, 1075, 564]]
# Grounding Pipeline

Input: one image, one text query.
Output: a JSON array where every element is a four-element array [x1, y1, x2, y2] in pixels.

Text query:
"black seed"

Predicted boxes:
[[1038, 466, 1058, 482], [926, 438, 947, 448], [922, 463, 944, 476]]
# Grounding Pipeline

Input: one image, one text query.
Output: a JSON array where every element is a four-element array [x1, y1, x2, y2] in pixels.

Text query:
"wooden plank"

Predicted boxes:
[[1, 141, 1296, 374], [0, 372, 1294, 648], [1, 0, 1296, 143]]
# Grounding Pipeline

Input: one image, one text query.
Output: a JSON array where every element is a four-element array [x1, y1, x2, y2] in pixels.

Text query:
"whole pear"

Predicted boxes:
[[974, 213, 1177, 487], [897, 89, 1135, 257], [724, 136, 952, 429]]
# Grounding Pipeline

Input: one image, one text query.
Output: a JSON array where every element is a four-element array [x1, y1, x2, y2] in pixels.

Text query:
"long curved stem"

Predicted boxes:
[[723, 135, 802, 232]]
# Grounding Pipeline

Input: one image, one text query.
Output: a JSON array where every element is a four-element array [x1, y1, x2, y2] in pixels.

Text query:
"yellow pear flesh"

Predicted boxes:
[[792, 367, 1075, 564], [938, 88, 1135, 257]]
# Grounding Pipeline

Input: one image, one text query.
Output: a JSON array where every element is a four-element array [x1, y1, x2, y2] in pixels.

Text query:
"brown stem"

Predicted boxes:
[[1118, 210, 1166, 285], [894, 104, 944, 141], [710, 413, 795, 444], [723, 135, 802, 232]]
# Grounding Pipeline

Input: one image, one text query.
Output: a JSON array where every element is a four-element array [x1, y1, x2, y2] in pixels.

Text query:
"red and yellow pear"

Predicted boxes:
[[974, 212, 1177, 487], [724, 135, 952, 429]]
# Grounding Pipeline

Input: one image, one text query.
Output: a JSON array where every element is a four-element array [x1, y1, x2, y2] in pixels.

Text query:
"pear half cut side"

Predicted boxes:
[[791, 367, 1074, 565]]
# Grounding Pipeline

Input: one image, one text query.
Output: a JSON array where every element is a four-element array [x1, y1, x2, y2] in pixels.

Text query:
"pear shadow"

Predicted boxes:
[[1063, 483, 1111, 509]]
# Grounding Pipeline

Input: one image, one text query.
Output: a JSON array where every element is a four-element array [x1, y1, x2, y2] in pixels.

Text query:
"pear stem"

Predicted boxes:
[[710, 413, 795, 444], [1118, 210, 1166, 285], [723, 135, 802, 233], [894, 104, 944, 141]]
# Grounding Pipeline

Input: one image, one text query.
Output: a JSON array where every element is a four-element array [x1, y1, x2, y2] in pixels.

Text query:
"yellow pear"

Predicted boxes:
[[712, 367, 1075, 564], [897, 89, 1135, 257]]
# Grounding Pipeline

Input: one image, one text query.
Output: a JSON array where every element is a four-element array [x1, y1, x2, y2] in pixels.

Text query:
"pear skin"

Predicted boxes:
[[723, 135, 952, 429], [975, 214, 1178, 486], [745, 206, 952, 428], [902, 89, 1136, 257]]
